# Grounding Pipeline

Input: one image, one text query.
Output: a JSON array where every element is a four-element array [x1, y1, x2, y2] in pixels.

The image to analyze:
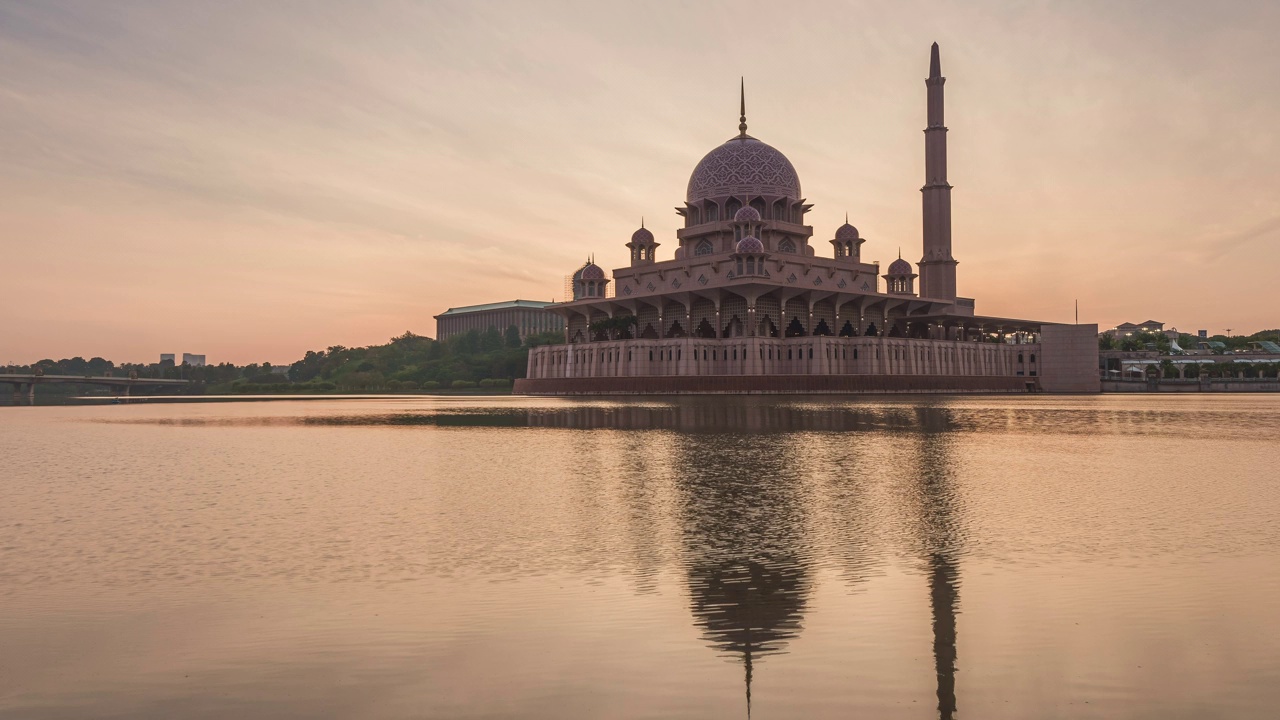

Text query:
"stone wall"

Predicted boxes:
[[514, 374, 1031, 395], [1038, 324, 1101, 393]]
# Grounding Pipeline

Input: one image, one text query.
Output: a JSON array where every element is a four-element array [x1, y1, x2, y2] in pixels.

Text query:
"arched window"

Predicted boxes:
[[750, 197, 766, 217], [1030, 354, 1037, 363], [695, 240, 714, 256], [736, 258, 744, 275], [746, 257, 755, 274], [726, 198, 742, 218], [705, 202, 719, 222], [778, 237, 796, 253]]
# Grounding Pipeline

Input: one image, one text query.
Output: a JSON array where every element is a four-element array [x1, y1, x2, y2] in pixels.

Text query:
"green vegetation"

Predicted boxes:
[[6, 325, 563, 396], [1101, 328, 1280, 354], [284, 328, 558, 392]]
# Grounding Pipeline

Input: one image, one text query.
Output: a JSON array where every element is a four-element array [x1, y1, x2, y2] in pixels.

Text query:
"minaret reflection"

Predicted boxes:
[[911, 406, 963, 720], [672, 431, 812, 717]]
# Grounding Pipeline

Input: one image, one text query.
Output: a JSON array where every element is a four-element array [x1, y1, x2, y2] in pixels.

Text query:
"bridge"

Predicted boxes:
[[0, 373, 192, 405]]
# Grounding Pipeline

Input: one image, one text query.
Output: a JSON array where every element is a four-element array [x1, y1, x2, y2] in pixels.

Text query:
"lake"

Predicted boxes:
[[1, 395, 1278, 719]]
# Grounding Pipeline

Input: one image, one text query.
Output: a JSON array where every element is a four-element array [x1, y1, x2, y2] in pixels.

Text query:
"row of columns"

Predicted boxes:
[[530, 336, 1036, 380], [441, 309, 563, 342]]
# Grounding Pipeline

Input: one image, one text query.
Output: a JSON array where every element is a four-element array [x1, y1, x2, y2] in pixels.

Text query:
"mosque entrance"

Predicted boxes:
[[757, 317, 777, 338], [785, 317, 806, 338], [723, 316, 744, 338], [812, 320, 832, 336], [666, 321, 686, 338], [839, 320, 856, 337], [640, 323, 659, 339], [695, 319, 717, 339]]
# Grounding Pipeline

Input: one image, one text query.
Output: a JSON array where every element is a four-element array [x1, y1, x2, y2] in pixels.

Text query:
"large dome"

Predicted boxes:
[[687, 136, 801, 203]]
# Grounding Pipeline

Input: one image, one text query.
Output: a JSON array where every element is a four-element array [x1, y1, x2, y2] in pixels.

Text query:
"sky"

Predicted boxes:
[[1, 0, 1277, 364]]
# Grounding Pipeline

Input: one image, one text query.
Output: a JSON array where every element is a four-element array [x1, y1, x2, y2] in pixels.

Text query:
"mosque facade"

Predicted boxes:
[[514, 44, 1098, 395]]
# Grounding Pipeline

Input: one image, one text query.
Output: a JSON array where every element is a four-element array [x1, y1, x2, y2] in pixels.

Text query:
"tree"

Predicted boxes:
[[504, 325, 521, 348]]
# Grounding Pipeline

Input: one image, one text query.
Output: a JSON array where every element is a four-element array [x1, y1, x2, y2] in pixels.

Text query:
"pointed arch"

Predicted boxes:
[[726, 197, 742, 218], [839, 320, 856, 337], [695, 239, 714, 256], [695, 318, 717, 338], [785, 317, 806, 337], [771, 198, 787, 221], [778, 237, 796, 254], [813, 319, 832, 337]]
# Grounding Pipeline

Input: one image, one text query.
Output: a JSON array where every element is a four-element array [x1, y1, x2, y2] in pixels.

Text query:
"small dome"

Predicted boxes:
[[575, 261, 606, 281], [630, 226, 654, 244], [733, 206, 761, 223], [735, 235, 765, 254], [835, 222, 859, 240], [887, 257, 914, 275]]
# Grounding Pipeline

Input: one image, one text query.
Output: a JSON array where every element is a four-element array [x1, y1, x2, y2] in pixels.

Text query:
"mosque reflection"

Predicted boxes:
[[564, 400, 960, 719], [673, 433, 811, 716], [233, 399, 964, 716]]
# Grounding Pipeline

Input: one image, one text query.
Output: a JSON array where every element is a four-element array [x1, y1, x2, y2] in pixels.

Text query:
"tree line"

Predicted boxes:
[[5, 325, 563, 395]]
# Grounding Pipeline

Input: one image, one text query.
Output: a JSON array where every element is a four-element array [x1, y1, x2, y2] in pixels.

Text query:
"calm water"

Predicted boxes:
[[1, 395, 1278, 719]]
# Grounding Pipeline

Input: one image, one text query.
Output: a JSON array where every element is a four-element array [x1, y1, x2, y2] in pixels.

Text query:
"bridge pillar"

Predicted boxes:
[[12, 382, 33, 406]]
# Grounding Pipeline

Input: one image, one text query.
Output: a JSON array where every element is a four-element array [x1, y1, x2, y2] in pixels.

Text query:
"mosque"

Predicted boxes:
[[514, 44, 1098, 395]]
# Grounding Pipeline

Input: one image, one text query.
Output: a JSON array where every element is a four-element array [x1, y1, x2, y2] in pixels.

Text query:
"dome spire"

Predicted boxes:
[[738, 77, 748, 138]]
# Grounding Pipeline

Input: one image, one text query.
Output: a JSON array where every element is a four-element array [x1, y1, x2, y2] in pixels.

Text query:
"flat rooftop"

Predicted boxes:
[[435, 299, 557, 317]]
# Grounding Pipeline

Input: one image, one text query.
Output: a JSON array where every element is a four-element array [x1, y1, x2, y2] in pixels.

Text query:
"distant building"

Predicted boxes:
[[182, 353, 206, 367], [160, 353, 176, 365], [1198, 330, 1208, 339], [434, 300, 565, 342], [1104, 320, 1165, 341]]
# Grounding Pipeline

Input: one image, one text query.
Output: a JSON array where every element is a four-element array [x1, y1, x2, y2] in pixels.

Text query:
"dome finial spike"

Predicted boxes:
[[845, 211, 849, 224], [641, 216, 644, 229], [738, 77, 748, 138], [930, 42, 941, 79]]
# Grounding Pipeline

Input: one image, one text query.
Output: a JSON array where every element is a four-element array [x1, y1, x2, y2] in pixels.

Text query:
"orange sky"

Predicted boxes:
[[1, 1, 1277, 364]]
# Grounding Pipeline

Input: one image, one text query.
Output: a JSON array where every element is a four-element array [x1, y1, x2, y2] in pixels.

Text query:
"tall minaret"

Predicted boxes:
[[919, 42, 958, 302]]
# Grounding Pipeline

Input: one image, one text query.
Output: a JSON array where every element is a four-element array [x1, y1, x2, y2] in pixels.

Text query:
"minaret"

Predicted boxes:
[[919, 42, 958, 301]]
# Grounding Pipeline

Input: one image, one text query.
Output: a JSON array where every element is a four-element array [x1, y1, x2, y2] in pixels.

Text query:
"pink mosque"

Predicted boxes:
[[514, 45, 1098, 395]]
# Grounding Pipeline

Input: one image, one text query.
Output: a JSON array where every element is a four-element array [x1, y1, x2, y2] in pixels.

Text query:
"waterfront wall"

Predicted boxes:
[[514, 374, 1031, 395], [525, 336, 1038, 380], [1103, 379, 1280, 393]]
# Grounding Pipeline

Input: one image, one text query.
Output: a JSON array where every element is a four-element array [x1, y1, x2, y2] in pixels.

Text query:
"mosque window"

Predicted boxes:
[[726, 198, 742, 218], [705, 202, 719, 222], [778, 237, 796, 253], [736, 259, 744, 275], [695, 240, 714, 256]]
